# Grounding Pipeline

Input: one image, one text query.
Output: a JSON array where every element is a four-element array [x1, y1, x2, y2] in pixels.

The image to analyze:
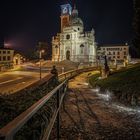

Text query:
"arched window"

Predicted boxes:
[[55, 45, 58, 54], [66, 50, 70, 60], [80, 44, 84, 54]]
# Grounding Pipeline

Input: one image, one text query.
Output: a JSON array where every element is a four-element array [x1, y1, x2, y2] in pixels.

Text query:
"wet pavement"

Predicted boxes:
[[0, 71, 48, 94], [59, 72, 140, 140]]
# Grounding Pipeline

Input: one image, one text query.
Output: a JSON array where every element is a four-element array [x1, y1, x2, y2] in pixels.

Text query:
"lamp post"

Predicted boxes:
[[39, 50, 45, 80], [97, 51, 105, 76]]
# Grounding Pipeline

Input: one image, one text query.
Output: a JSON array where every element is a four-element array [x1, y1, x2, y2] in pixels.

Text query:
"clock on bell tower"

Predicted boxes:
[[60, 4, 72, 32]]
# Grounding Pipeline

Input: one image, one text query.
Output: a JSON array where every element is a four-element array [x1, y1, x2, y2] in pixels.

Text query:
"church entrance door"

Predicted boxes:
[[66, 50, 70, 60]]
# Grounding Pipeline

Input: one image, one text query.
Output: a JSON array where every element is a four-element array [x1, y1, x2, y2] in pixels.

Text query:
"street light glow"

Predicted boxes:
[[41, 50, 45, 53]]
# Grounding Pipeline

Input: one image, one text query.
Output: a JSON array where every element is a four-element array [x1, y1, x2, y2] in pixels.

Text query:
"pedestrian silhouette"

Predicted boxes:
[[51, 65, 58, 85]]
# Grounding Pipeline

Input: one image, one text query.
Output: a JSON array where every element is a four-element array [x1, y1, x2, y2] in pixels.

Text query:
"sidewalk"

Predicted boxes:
[[57, 72, 140, 140]]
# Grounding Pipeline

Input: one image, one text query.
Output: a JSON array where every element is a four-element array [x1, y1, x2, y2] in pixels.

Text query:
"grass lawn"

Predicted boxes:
[[89, 64, 140, 105]]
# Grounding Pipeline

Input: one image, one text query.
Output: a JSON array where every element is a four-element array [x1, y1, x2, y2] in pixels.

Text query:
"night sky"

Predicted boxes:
[[2, 0, 133, 56]]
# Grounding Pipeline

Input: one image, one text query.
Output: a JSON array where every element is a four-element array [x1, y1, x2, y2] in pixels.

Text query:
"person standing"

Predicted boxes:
[[51, 65, 59, 85]]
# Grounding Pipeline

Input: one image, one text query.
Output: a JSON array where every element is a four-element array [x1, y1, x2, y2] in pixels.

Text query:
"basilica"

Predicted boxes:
[[52, 3, 97, 63]]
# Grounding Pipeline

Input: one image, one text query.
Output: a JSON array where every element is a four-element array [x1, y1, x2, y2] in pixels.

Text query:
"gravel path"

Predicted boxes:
[[59, 72, 140, 140]]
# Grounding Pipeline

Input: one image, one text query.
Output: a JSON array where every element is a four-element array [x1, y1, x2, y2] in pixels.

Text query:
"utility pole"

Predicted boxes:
[[39, 50, 45, 80]]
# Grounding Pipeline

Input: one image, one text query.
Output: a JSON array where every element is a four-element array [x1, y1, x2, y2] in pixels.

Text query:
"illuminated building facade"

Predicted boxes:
[[52, 4, 97, 63], [0, 48, 14, 70], [98, 44, 130, 61]]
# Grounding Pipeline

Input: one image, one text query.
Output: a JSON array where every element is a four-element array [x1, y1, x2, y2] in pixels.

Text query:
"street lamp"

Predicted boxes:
[[39, 50, 45, 80], [97, 51, 105, 76]]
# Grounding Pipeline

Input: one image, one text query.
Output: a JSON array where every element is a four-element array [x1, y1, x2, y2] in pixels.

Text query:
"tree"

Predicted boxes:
[[25, 48, 39, 60], [37, 41, 49, 60]]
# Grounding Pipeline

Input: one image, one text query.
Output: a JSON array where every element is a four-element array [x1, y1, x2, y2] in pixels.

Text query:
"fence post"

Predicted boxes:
[[57, 89, 60, 140], [65, 74, 66, 80]]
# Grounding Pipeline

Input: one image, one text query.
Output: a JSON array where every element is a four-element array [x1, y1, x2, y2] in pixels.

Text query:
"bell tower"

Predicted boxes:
[[60, 4, 72, 32]]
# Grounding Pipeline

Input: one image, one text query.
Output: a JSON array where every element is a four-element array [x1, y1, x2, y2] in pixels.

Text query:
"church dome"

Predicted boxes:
[[70, 17, 83, 26], [70, 5, 83, 26], [72, 5, 78, 16]]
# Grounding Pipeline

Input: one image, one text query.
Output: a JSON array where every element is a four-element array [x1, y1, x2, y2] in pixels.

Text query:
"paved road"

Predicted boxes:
[[59, 72, 140, 140], [0, 71, 48, 94]]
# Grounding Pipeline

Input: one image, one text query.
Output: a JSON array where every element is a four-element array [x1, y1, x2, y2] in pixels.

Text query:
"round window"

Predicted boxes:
[[66, 34, 70, 40]]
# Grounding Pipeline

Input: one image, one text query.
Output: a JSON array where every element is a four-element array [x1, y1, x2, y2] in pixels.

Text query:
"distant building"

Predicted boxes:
[[13, 53, 24, 65], [0, 48, 14, 71], [98, 44, 130, 61], [52, 4, 97, 63]]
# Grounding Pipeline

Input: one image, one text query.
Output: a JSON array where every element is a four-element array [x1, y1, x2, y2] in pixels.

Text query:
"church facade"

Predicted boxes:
[[52, 4, 97, 63]]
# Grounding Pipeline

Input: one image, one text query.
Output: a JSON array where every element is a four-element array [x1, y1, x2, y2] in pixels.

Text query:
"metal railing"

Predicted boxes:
[[59, 66, 97, 81], [0, 66, 97, 140]]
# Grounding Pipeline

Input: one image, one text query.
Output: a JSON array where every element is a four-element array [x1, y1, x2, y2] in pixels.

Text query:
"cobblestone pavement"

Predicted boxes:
[[59, 72, 140, 140]]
